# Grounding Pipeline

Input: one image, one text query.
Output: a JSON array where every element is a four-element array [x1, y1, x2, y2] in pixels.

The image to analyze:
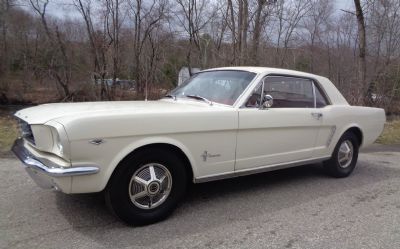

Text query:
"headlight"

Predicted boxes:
[[29, 123, 70, 159], [30, 125, 54, 152]]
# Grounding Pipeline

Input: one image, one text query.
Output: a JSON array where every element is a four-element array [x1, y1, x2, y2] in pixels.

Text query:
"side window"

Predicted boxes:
[[264, 76, 314, 108], [245, 76, 327, 108], [314, 85, 328, 108]]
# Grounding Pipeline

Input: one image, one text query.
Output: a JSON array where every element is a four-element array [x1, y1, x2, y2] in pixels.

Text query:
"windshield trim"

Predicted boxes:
[[161, 97, 235, 108], [167, 69, 258, 107], [230, 70, 261, 107]]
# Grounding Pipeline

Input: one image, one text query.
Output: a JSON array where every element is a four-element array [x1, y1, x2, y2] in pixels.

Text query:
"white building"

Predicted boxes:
[[178, 67, 201, 86]]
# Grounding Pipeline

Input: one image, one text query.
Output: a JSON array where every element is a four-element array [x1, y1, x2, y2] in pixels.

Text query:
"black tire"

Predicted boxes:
[[323, 131, 359, 178], [105, 147, 188, 226]]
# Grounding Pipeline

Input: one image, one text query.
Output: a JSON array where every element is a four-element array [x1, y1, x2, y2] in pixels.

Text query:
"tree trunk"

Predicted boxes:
[[354, 0, 367, 104], [227, 0, 236, 65]]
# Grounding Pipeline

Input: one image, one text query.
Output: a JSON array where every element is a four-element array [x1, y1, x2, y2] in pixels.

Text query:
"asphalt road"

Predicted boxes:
[[1, 146, 400, 249]]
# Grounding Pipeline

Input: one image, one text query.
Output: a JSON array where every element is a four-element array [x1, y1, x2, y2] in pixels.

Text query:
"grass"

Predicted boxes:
[[376, 118, 400, 145], [0, 113, 399, 157], [0, 115, 18, 156]]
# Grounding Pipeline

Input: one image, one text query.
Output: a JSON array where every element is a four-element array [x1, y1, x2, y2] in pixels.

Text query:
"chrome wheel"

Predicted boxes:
[[338, 140, 354, 168], [129, 163, 172, 210]]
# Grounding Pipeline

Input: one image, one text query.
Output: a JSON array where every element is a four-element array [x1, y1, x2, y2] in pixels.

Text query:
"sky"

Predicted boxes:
[[17, 0, 354, 23], [21, 0, 357, 20], [336, 0, 355, 12]]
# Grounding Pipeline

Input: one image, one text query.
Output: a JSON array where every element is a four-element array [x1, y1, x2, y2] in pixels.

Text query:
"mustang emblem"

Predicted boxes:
[[89, 139, 105, 145], [201, 151, 221, 162]]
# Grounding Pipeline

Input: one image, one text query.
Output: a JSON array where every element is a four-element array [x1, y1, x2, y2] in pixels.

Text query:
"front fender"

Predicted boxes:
[[105, 136, 198, 184], [69, 135, 198, 193]]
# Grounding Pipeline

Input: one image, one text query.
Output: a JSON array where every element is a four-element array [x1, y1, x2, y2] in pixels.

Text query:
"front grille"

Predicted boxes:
[[18, 119, 35, 145]]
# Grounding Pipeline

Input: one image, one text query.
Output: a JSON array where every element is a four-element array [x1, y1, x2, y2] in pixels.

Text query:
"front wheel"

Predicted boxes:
[[323, 132, 359, 178], [105, 148, 188, 226]]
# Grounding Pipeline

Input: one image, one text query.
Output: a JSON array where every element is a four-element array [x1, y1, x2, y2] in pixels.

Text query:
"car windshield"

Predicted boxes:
[[168, 70, 256, 105]]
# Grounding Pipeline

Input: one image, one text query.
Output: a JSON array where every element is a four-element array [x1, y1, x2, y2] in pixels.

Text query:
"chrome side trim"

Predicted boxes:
[[326, 126, 337, 147], [312, 81, 317, 108], [12, 138, 99, 177], [194, 156, 331, 183]]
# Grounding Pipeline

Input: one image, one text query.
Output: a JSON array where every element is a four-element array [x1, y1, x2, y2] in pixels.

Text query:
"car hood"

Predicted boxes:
[[15, 100, 218, 124]]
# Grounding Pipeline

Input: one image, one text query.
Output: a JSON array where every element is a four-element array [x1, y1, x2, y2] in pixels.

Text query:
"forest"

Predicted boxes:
[[0, 0, 399, 113]]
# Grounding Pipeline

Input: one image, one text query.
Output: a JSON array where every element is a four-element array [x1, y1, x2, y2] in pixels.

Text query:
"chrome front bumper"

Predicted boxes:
[[12, 138, 99, 190]]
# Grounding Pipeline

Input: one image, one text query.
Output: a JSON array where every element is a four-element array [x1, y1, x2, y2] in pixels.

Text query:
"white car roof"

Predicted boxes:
[[204, 66, 321, 78], [203, 66, 349, 106]]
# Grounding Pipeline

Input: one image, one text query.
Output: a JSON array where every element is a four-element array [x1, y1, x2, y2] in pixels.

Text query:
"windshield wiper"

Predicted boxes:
[[185, 94, 213, 105], [164, 94, 177, 101]]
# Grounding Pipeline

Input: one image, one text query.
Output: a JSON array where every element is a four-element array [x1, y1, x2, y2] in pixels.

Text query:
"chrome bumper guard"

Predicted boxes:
[[12, 138, 99, 178]]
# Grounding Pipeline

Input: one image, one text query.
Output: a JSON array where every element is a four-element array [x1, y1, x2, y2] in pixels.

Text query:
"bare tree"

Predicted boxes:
[[0, 0, 15, 103], [251, 0, 276, 65], [129, 0, 168, 98], [104, 0, 124, 100], [225, 0, 249, 65], [354, 0, 367, 104], [74, 0, 112, 100], [29, 0, 71, 100], [1, 0, 400, 112], [175, 0, 215, 71], [237, 0, 249, 64], [273, 0, 312, 67], [0, 0, 14, 60], [302, 0, 332, 72], [366, 0, 400, 109]]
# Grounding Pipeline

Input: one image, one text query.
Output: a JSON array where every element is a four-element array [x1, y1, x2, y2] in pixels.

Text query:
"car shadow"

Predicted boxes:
[[55, 160, 400, 248]]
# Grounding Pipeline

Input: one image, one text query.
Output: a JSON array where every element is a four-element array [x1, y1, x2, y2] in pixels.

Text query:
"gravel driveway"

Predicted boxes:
[[1, 145, 400, 249]]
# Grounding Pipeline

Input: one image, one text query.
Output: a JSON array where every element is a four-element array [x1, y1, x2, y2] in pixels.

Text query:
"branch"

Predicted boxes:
[[340, 9, 355, 15]]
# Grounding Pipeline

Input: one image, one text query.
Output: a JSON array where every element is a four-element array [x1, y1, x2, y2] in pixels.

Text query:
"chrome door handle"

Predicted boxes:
[[311, 112, 323, 119]]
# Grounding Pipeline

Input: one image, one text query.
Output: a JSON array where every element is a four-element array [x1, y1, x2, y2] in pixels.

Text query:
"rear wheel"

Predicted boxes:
[[323, 132, 359, 178], [105, 148, 188, 226]]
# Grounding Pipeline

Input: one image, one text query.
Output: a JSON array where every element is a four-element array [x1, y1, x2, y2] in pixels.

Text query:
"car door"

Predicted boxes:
[[235, 75, 323, 171], [308, 81, 334, 159]]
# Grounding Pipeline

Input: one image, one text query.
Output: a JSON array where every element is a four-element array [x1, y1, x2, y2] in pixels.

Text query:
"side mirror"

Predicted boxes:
[[263, 94, 273, 108]]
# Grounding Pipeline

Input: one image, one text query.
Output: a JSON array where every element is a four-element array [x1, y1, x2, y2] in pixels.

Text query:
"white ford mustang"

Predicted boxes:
[[12, 67, 385, 225]]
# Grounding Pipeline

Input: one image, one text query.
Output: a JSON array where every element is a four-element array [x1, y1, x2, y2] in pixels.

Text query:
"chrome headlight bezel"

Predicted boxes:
[[50, 126, 64, 156], [28, 121, 70, 160], [47, 121, 70, 160]]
